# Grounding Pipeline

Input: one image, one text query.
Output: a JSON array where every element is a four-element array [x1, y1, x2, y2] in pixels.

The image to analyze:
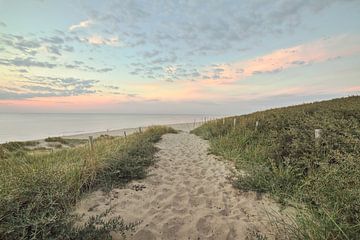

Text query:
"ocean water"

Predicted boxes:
[[0, 113, 213, 143]]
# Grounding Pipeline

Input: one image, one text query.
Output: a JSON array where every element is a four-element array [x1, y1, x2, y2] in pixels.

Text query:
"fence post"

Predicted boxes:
[[139, 127, 142, 133], [315, 129, 322, 149], [88, 136, 94, 151], [233, 118, 237, 129], [255, 121, 259, 130], [124, 131, 127, 139], [223, 118, 225, 125]]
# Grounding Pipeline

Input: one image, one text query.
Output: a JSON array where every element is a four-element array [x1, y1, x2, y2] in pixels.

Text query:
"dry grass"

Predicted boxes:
[[0, 126, 176, 239]]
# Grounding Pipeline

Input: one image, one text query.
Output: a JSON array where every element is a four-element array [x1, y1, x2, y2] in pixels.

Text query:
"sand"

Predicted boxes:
[[74, 131, 283, 239]]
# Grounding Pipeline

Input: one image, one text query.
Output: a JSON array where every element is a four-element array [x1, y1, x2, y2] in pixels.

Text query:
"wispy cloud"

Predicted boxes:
[[0, 57, 57, 68], [200, 34, 360, 85], [81, 35, 120, 46], [0, 0, 359, 113], [90, 0, 355, 57], [69, 19, 93, 31], [0, 76, 99, 100]]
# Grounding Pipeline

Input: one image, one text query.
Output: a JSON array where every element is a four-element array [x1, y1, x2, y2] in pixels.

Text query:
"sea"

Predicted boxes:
[[0, 113, 215, 143]]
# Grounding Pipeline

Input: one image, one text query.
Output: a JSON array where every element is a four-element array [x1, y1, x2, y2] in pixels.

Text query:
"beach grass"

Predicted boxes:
[[44, 137, 88, 147], [192, 96, 360, 239], [0, 126, 176, 240], [0, 140, 39, 151]]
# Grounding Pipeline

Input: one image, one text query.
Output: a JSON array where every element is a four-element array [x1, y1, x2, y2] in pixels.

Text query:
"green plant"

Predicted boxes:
[[44, 136, 68, 144]]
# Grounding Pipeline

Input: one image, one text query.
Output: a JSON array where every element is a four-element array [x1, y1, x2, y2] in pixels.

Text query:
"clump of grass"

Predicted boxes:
[[48, 142, 63, 149], [98, 134, 115, 140], [0, 141, 41, 158], [44, 137, 88, 147], [192, 96, 360, 239], [68, 209, 137, 240], [45, 136, 68, 144], [0, 140, 39, 151], [64, 138, 89, 147], [0, 126, 175, 239]]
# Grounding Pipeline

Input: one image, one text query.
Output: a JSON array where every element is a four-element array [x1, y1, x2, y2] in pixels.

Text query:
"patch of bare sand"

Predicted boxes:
[[74, 132, 284, 239]]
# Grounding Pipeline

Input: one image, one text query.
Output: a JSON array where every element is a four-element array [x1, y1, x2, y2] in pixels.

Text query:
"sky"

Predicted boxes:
[[0, 0, 359, 114]]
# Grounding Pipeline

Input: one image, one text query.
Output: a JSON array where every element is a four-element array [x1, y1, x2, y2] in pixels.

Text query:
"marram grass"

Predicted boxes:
[[192, 96, 360, 240], [0, 126, 176, 240]]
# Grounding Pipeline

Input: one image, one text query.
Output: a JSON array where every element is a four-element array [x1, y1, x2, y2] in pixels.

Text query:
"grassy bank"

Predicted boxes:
[[0, 126, 176, 240], [192, 96, 360, 239]]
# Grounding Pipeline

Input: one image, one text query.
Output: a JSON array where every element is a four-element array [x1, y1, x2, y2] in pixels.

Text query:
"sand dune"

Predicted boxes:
[[74, 131, 282, 239]]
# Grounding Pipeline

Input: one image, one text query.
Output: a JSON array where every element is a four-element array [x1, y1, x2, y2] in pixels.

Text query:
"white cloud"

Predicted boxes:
[[69, 19, 93, 31], [82, 35, 120, 46]]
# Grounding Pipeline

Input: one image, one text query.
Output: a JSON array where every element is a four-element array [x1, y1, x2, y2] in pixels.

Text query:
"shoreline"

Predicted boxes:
[[1, 122, 204, 146], [0, 113, 221, 144]]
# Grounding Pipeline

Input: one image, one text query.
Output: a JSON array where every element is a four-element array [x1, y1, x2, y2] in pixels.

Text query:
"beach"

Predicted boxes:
[[63, 122, 200, 139], [20, 122, 201, 150], [0, 113, 214, 143]]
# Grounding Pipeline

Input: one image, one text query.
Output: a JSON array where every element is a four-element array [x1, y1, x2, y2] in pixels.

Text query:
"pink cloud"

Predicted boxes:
[[132, 81, 212, 101], [344, 86, 360, 93], [81, 35, 120, 46], [200, 34, 360, 85], [0, 94, 132, 110]]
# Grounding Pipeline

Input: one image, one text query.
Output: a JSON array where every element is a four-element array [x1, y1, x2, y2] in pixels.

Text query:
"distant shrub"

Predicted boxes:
[[44, 136, 68, 144]]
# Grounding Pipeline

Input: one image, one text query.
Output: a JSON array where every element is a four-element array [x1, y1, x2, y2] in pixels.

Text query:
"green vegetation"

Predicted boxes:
[[0, 126, 176, 240], [0, 141, 40, 159], [192, 96, 360, 239], [45, 136, 69, 144], [44, 137, 88, 146], [0, 140, 39, 151]]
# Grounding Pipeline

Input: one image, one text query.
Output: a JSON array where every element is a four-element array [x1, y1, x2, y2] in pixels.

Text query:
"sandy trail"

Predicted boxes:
[[75, 132, 281, 239]]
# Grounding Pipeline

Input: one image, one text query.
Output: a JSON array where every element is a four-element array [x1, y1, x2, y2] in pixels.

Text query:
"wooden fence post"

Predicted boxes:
[[315, 129, 322, 139], [315, 129, 322, 148], [88, 136, 94, 151], [124, 131, 127, 139], [233, 118, 237, 129], [139, 127, 142, 133], [255, 121, 259, 130]]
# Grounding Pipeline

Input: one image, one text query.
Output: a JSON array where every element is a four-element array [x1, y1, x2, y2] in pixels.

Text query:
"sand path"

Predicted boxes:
[[75, 132, 280, 239]]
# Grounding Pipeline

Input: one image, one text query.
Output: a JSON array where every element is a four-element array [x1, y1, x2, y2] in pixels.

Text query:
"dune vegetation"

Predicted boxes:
[[0, 126, 176, 240], [192, 96, 360, 239]]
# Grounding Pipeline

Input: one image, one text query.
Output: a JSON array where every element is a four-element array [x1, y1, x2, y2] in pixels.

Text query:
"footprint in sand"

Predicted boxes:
[[74, 132, 282, 239]]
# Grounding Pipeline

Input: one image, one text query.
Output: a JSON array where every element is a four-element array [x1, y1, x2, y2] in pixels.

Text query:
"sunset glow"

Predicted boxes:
[[0, 1, 359, 114]]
